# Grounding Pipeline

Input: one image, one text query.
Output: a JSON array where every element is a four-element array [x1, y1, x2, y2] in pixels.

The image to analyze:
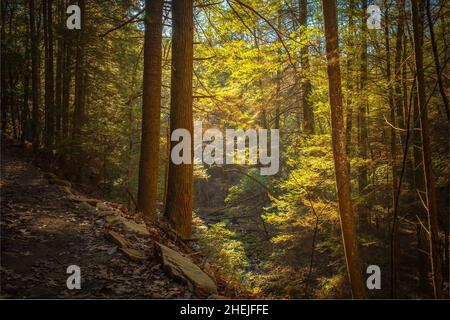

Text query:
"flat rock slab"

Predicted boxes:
[[106, 230, 131, 248], [68, 194, 101, 206], [105, 215, 149, 236], [156, 243, 217, 297], [106, 230, 145, 262], [119, 247, 145, 262]]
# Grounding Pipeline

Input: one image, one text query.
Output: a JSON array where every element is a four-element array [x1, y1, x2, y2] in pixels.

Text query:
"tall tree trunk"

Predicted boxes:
[[275, 10, 282, 131], [394, 0, 406, 138], [1, 0, 7, 133], [322, 0, 365, 299], [358, 0, 369, 227], [7, 6, 17, 138], [62, 36, 71, 140], [29, 0, 40, 150], [385, 0, 400, 298], [21, 10, 31, 142], [412, 84, 430, 294], [55, 0, 64, 145], [137, 0, 163, 220], [402, 31, 415, 188], [22, 73, 31, 141], [72, 0, 85, 141], [411, 0, 444, 299], [164, 0, 194, 239], [345, 1, 356, 162], [43, 0, 55, 149], [300, 0, 313, 133], [9, 70, 17, 139], [396, 5, 414, 191], [426, 0, 449, 122]]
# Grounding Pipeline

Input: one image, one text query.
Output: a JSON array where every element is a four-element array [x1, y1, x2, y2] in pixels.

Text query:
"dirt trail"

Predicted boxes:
[[1, 146, 192, 299]]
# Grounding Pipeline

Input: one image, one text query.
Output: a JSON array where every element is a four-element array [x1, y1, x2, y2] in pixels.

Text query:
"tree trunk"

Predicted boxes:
[[62, 36, 71, 140], [384, 0, 400, 298], [55, 0, 64, 144], [358, 0, 369, 228], [322, 0, 365, 299], [345, 1, 355, 162], [411, 0, 444, 299], [29, 0, 40, 150], [394, 0, 406, 139], [72, 0, 85, 141], [21, 10, 32, 142], [426, 0, 449, 122], [22, 72, 31, 142], [43, 0, 55, 149], [9, 70, 17, 139], [300, 0, 313, 133], [137, 0, 164, 220], [411, 84, 430, 294], [164, 0, 194, 239], [1, 0, 7, 133]]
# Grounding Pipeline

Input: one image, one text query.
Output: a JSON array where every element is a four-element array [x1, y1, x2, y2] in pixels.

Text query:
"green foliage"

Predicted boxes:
[[196, 221, 252, 285]]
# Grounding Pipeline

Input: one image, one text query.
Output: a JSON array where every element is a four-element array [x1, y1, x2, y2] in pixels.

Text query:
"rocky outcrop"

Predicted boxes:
[[106, 230, 145, 262], [105, 215, 150, 236], [155, 242, 217, 297]]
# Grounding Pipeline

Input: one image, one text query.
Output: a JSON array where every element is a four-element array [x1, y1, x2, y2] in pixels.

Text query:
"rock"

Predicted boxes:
[[105, 215, 149, 236], [156, 243, 217, 297], [106, 230, 131, 248], [119, 247, 145, 262], [94, 202, 116, 217], [106, 231, 145, 262], [68, 194, 101, 207], [96, 202, 111, 211]]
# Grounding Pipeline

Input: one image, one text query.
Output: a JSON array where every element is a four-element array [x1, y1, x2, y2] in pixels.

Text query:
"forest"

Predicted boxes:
[[0, 0, 449, 299]]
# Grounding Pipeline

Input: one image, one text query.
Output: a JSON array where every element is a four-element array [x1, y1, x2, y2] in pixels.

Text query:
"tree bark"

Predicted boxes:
[[411, 0, 444, 299], [1, 0, 7, 133], [62, 35, 71, 140], [164, 0, 194, 239], [55, 0, 64, 144], [384, 0, 400, 298], [43, 0, 55, 149], [322, 0, 365, 299], [72, 0, 85, 140], [426, 0, 449, 122], [137, 0, 164, 220], [300, 0, 313, 133], [394, 0, 406, 138], [345, 1, 356, 161], [411, 84, 430, 293], [22, 72, 31, 141], [358, 0, 369, 228], [29, 0, 41, 150]]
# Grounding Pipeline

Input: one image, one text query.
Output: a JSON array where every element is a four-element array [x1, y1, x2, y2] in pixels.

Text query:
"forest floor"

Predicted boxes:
[[0, 141, 205, 299]]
